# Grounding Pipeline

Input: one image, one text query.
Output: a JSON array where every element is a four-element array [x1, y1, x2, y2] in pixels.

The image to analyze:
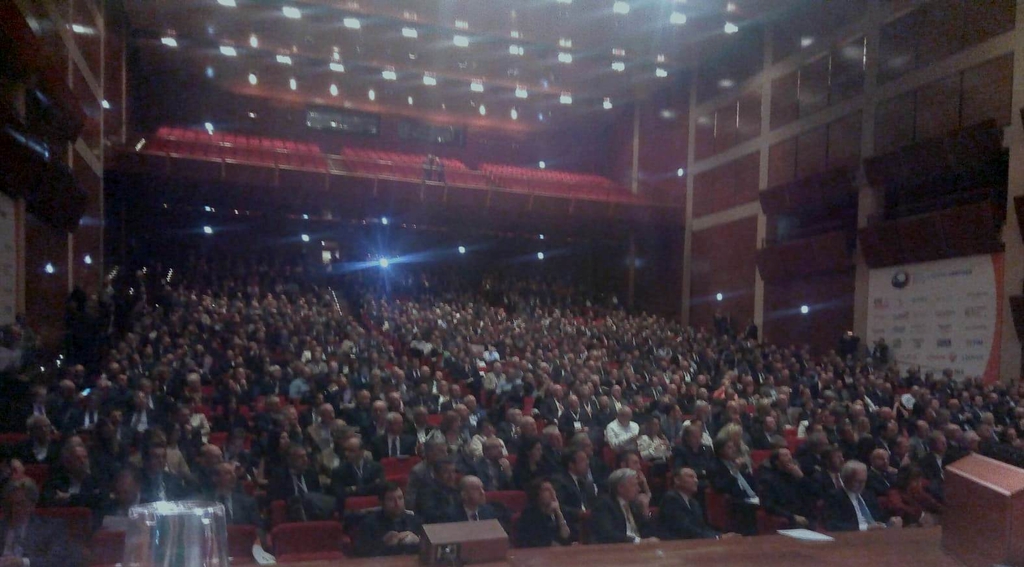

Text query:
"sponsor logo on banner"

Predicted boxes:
[[910, 325, 927, 334], [965, 339, 985, 348], [891, 326, 906, 334], [965, 324, 988, 331], [871, 328, 886, 336], [936, 338, 952, 348], [967, 291, 990, 299], [935, 309, 955, 318], [949, 353, 958, 363], [964, 306, 986, 318], [873, 299, 890, 310], [891, 339, 903, 349], [903, 353, 920, 362], [937, 324, 952, 333], [893, 312, 910, 321], [963, 354, 984, 362], [891, 271, 910, 289], [927, 354, 947, 362], [910, 296, 929, 304], [911, 339, 924, 349]]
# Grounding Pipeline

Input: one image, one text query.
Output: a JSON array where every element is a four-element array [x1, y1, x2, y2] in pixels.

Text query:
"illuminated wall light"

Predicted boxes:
[[248, 73, 258, 85], [203, 226, 214, 235], [83, 255, 93, 265], [510, 30, 521, 39], [381, 217, 389, 225], [509, 44, 524, 56], [510, 107, 518, 120], [655, 67, 668, 78], [724, 21, 739, 34], [718, 78, 735, 88], [379, 258, 390, 268], [329, 84, 339, 96], [217, 0, 236, 6], [557, 0, 572, 4], [612, 48, 626, 57], [559, 38, 573, 48], [205, 66, 215, 78], [71, 24, 96, 35], [470, 80, 484, 92], [559, 92, 572, 104], [458, 246, 466, 254], [453, 35, 469, 47], [455, 19, 469, 29], [368, 89, 376, 100], [204, 122, 214, 134], [382, 68, 397, 80], [332, 49, 341, 61], [801, 36, 815, 48], [330, 62, 345, 72], [539, 234, 545, 240], [515, 86, 528, 98], [538, 113, 545, 122], [612, 1, 630, 15], [603, 97, 613, 110], [656, 54, 666, 63], [101, 100, 111, 109], [161, 37, 178, 47], [343, 17, 361, 29], [716, 292, 723, 301], [478, 104, 486, 116], [677, 168, 685, 177], [249, 34, 258, 48], [800, 305, 810, 314], [276, 54, 293, 65], [219, 45, 237, 56], [611, 61, 625, 72], [44, 263, 55, 274], [558, 52, 573, 64], [301, 234, 310, 242], [537, 252, 545, 260], [402, 27, 418, 38], [407, 96, 414, 105], [423, 74, 437, 86], [670, 11, 687, 24], [282, 6, 301, 19], [539, 161, 546, 169], [726, 2, 738, 13], [289, 78, 297, 90]]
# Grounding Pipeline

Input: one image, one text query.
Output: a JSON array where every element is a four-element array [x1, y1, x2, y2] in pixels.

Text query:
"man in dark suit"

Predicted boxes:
[[473, 438, 513, 491], [756, 449, 815, 528], [661, 468, 736, 540], [332, 436, 385, 512], [672, 424, 715, 489], [267, 445, 323, 503], [445, 475, 505, 524], [917, 432, 947, 500], [371, 413, 417, 461], [0, 478, 80, 567], [416, 458, 460, 524], [140, 444, 191, 503], [824, 460, 902, 531], [355, 483, 423, 557], [538, 385, 566, 424], [709, 437, 761, 536], [208, 461, 262, 527], [40, 444, 104, 509], [588, 468, 658, 544], [13, 416, 60, 466], [866, 449, 897, 496], [557, 395, 592, 439], [556, 448, 597, 540]]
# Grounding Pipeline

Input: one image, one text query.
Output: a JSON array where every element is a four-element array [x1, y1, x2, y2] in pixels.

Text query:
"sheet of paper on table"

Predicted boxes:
[[777, 529, 835, 542]]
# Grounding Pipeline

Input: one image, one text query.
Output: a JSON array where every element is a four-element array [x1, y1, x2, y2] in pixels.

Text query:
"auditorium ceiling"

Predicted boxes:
[[126, 0, 800, 130]]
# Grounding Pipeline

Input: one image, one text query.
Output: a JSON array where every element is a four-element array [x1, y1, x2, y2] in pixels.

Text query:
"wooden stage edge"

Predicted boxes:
[[289, 528, 963, 567]]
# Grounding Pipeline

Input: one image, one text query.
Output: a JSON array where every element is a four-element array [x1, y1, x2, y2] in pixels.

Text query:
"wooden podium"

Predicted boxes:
[[420, 519, 508, 565], [943, 454, 1024, 567]]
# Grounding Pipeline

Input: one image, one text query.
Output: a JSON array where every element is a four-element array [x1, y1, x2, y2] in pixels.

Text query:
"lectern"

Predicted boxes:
[[943, 454, 1024, 567], [420, 519, 509, 565]]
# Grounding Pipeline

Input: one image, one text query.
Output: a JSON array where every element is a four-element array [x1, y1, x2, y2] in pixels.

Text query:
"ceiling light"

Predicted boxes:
[[423, 74, 437, 86], [455, 19, 469, 29], [382, 68, 397, 80], [718, 78, 735, 88], [217, 0, 236, 6], [368, 89, 376, 101], [537, 252, 545, 260], [381, 217, 389, 225], [343, 17, 361, 29], [724, 21, 739, 34], [329, 83, 339, 96], [204, 122, 214, 134], [71, 24, 96, 35], [559, 92, 573, 104], [557, 0, 572, 4], [655, 67, 668, 78], [282, 6, 301, 19], [44, 262, 55, 274], [471, 80, 484, 92], [660, 109, 678, 119], [249, 34, 258, 48], [458, 246, 466, 254], [510, 30, 521, 39], [205, 66, 215, 78], [613, 1, 630, 15], [219, 45, 237, 56], [83, 254, 93, 265], [716, 292, 724, 301], [603, 97, 613, 110], [538, 113, 545, 122], [453, 35, 469, 47], [379, 258, 390, 268], [203, 226, 214, 235], [559, 38, 573, 48], [479, 104, 486, 116], [407, 96, 414, 105], [101, 100, 111, 109], [539, 161, 546, 169], [330, 62, 345, 72], [800, 305, 810, 314], [289, 78, 297, 90], [612, 47, 626, 57], [511, 107, 518, 120], [248, 73, 258, 85], [515, 86, 528, 98], [726, 2, 738, 12], [677, 168, 685, 177], [276, 54, 293, 65], [509, 44, 524, 56], [558, 52, 573, 63], [402, 27, 418, 38], [301, 234, 310, 242], [161, 37, 178, 47], [656, 54, 666, 63], [670, 11, 687, 24], [801, 36, 815, 48], [248, 111, 256, 118], [611, 61, 625, 72]]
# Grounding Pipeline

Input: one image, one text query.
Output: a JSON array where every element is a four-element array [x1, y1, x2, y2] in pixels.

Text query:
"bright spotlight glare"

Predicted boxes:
[[800, 305, 810, 314], [537, 252, 545, 260], [458, 246, 466, 254], [203, 226, 213, 234], [301, 234, 310, 242], [379, 258, 390, 268], [83, 254, 93, 265], [724, 21, 739, 34], [282, 6, 301, 19], [381, 217, 389, 225], [613, 1, 630, 15], [44, 263, 55, 274], [716, 292, 723, 301]]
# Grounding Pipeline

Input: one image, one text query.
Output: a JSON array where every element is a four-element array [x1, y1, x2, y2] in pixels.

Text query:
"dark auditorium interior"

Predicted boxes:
[[2, 0, 1024, 565]]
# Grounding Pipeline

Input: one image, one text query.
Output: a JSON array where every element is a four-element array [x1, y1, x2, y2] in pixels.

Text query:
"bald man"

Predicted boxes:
[[446, 475, 505, 524]]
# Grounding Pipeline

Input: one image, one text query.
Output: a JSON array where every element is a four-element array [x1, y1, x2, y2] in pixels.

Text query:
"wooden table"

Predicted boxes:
[[287, 528, 961, 567]]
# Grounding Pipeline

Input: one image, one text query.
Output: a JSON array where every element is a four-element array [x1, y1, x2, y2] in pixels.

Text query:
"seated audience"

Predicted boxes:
[[660, 467, 737, 540], [13, 416, 59, 466], [267, 445, 322, 503], [473, 438, 514, 491], [371, 413, 416, 461], [40, 443, 103, 509], [354, 483, 423, 557], [605, 408, 640, 454], [140, 442, 190, 502], [0, 478, 79, 567], [673, 423, 715, 489], [446, 475, 505, 524], [513, 437, 551, 490], [588, 468, 658, 544], [824, 460, 903, 532], [466, 420, 507, 462], [516, 478, 572, 547], [756, 448, 814, 528], [709, 437, 760, 535], [100, 466, 142, 531], [332, 436, 386, 508], [417, 458, 460, 524], [405, 438, 447, 511]]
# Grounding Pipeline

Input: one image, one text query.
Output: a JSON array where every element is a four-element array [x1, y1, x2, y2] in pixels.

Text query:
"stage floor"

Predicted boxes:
[[289, 527, 961, 567]]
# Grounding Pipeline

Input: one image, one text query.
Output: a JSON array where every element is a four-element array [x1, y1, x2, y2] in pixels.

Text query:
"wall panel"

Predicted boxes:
[[690, 216, 758, 330], [961, 55, 1014, 129], [763, 270, 855, 353]]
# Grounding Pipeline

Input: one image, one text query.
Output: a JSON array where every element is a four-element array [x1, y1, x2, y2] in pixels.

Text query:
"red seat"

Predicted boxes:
[[344, 495, 379, 512], [486, 490, 527, 514], [209, 432, 229, 448], [270, 521, 346, 562], [751, 450, 773, 470], [269, 500, 288, 527], [0, 433, 27, 446], [24, 464, 49, 488], [87, 529, 125, 566], [227, 524, 259, 564], [756, 509, 791, 534], [703, 487, 734, 532], [425, 414, 443, 428], [381, 457, 421, 478], [37, 507, 93, 543]]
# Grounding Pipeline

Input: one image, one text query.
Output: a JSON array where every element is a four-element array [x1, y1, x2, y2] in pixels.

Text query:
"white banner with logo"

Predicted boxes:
[[867, 254, 1003, 383], [0, 193, 15, 326]]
